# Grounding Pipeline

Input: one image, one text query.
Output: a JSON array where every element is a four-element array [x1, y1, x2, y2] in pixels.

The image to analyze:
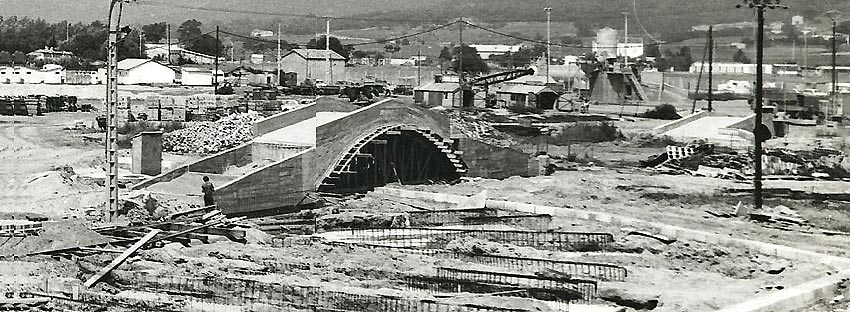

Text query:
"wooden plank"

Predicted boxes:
[[166, 205, 217, 220], [84, 229, 160, 288], [78, 247, 124, 253]]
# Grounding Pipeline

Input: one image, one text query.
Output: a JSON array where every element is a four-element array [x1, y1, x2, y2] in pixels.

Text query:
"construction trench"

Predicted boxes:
[[4, 98, 850, 312]]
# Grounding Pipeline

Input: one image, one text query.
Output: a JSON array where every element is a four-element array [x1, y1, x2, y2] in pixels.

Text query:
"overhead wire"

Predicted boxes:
[[136, 0, 444, 24]]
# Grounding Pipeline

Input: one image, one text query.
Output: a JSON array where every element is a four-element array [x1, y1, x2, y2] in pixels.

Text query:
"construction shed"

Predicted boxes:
[[414, 82, 472, 108], [496, 85, 560, 110]]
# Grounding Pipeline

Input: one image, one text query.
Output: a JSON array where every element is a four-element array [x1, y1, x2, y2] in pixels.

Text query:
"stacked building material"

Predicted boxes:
[[450, 113, 519, 148], [162, 112, 260, 154]]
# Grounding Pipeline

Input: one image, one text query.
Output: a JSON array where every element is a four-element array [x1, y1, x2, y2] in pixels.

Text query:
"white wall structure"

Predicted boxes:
[[279, 49, 346, 84], [690, 62, 774, 75], [180, 67, 223, 86], [468, 44, 523, 59], [117, 59, 175, 85], [0, 65, 66, 84]]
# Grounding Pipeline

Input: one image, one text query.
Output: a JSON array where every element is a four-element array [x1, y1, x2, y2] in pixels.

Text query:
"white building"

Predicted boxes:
[[145, 44, 221, 65], [0, 65, 66, 84], [617, 41, 644, 59], [27, 47, 74, 62], [469, 44, 523, 59], [791, 15, 804, 27], [251, 29, 274, 37], [279, 49, 346, 84], [117, 59, 176, 85], [179, 67, 224, 86], [690, 62, 774, 75]]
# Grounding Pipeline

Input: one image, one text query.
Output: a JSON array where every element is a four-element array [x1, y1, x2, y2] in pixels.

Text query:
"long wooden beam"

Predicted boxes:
[[84, 229, 160, 288]]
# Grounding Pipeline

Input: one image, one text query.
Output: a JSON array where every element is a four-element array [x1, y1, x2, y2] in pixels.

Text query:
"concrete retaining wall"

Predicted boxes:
[[131, 165, 189, 190], [653, 110, 712, 133], [188, 143, 253, 174], [252, 142, 310, 163], [310, 98, 451, 188], [215, 149, 312, 215], [253, 97, 359, 137], [457, 138, 538, 179]]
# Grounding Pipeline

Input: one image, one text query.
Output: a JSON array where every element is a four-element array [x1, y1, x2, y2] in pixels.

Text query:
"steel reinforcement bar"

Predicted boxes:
[[435, 267, 598, 302], [347, 227, 614, 251], [119, 273, 532, 312]]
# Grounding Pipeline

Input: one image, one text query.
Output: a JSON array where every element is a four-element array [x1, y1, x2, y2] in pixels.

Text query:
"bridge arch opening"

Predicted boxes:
[[317, 125, 466, 194]]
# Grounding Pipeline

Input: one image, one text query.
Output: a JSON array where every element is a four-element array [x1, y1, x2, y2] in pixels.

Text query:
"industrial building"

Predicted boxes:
[[279, 49, 346, 84], [468, 44, 523, 59], [0, 65, 66, 84], [179, 67, 224, 86], [690, 62, 774, 75], [117, 58, 176, 85], [413, 82, 469, 107], [145, 44, 220, 65], [495, 84, 560, 109]]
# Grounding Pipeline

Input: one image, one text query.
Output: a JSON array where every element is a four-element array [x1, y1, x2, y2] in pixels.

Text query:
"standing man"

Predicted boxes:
[[201, 176, 215, 207]]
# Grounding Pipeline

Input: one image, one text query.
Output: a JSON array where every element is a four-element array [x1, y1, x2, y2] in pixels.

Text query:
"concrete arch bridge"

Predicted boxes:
[[135, 98, 537, 215]]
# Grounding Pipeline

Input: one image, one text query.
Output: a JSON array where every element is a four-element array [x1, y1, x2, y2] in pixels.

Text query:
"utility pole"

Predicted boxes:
[[458, 18, 464, 108], [417, 43, 422, 86], [623, 12, 629, 68], [139, 32, 144, 57], [326, 19, 332, 84], [802, 30, 809, 69], [738, 0, 788, 213], [708, 25, 714, 112], [215, 26, 220, 94], [166, 23, 171, 65], [545, 7, 552, 84], [832, 18, 838, 120], [277, 23, 282, 85], [104, 0, 127, 223]]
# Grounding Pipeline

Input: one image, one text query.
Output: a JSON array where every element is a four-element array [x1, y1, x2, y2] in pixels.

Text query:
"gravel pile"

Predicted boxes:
[[163, 112, 260, 154]]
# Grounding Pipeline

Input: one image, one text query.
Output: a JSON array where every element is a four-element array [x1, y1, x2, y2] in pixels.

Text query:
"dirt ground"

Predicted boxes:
[[2, 98, 850, 311]]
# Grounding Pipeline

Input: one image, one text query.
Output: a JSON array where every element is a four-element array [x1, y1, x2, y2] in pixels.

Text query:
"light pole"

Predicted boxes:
[[827, 11, 841, 121], [737, 0, 787, 213], [544, 7, 552, 84], [105, 0, 133, 222]]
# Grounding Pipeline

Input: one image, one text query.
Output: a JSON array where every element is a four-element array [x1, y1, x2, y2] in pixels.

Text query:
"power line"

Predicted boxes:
[[136, 0, 444, 24], [462, 21, 695, 49], [348, 21, 459, 46]]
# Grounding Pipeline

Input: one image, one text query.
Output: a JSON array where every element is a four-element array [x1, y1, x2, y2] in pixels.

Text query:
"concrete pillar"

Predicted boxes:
[[132, 131, 163, 176]]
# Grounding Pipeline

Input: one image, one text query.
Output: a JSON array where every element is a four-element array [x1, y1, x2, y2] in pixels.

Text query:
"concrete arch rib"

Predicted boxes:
[[315, 124, 467, 194]]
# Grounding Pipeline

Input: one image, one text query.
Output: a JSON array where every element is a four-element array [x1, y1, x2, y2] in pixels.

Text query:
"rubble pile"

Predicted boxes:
[[644, 142, 850, 179], [163, 112, 260, 154], [449, 113, 519, 147]]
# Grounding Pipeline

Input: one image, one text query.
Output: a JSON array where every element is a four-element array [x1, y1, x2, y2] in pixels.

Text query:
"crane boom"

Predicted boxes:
[[469, 68, 535, 87]]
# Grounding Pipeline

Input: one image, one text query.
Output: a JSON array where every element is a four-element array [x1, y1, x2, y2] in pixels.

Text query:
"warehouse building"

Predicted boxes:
[[117, 59, 176, 85], [279, 49, 346, 85]]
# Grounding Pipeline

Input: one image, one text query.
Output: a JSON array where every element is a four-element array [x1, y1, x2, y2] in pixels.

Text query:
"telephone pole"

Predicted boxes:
[[277, 23, 282, 84], [326, 19, 332, 84], [545, 7, 552, 84], [623, 12, 629, 67], [708, 25, 714, 112], [458, 18, 464, 108], [166, 23, 171, 65], [831, 17, 838, 119], [738, 0, 788, 212], [214, 26, 220, 94]]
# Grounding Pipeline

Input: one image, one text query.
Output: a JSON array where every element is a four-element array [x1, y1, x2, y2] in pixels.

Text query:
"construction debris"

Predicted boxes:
[[163, 112, 261, 154], [448, 112, 519, 148], [642, 142, 850, 179]]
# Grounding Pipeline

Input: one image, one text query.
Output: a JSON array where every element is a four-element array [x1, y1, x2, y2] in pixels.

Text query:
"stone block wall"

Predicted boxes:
[[188, 143, 253, 174], [215, 149, 312, 215], [458, 138, 537, 179]]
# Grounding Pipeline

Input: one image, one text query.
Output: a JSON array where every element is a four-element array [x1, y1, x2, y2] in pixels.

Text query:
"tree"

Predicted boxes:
[[438, 46, 452, 62], [306, 36, 353, 60], [12, 51, 26, 65], [142, 22, 168, 43], [117, 29, 145, 60], [400, 38, 410, 46], [0, 51, 10, 64], [782, 22, 799, 43], [733, 49, 751, 63], [645, 44, 661, 58], [384, 43, 401, 57], [177, 19, 202, 43], [188, 34, 223, 57], [450, 45, 488, 75]]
